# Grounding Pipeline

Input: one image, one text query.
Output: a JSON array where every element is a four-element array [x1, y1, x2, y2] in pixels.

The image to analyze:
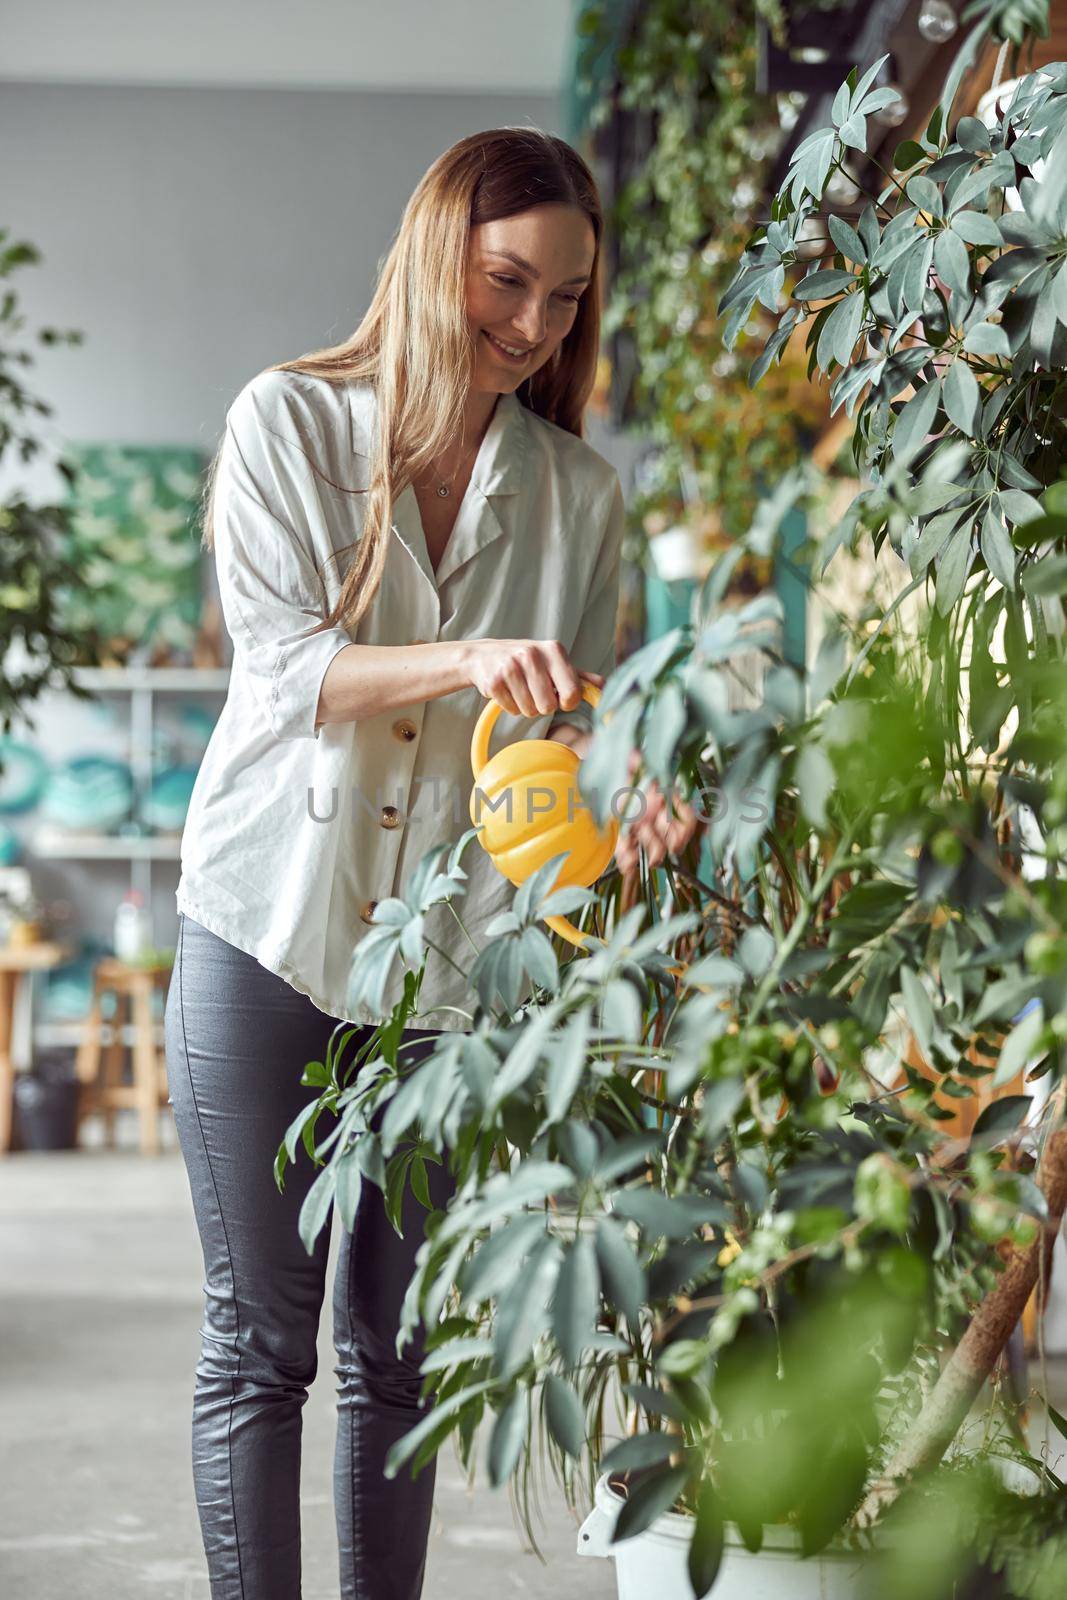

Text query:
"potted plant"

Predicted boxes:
[[279, 521, 1065, 1597], [279, 548, 1066, 1598], [279, 6, 1067, 1594]]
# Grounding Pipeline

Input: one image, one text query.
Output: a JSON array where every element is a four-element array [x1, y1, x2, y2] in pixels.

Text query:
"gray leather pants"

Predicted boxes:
[[164, 911, 455, 1600]]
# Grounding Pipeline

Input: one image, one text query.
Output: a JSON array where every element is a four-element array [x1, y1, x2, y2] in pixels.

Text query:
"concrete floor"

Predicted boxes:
[[0, 1129, 616, 1600], [5, 1125, 1067, 1600]]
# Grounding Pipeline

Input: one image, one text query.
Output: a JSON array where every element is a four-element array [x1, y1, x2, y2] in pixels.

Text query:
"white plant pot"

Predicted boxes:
[[577, 1474, 869, 1600], [648, 524, 704, 583]]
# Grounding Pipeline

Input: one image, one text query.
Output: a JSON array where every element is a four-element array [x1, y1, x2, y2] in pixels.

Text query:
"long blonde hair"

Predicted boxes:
[[201, 125, 604, 636]]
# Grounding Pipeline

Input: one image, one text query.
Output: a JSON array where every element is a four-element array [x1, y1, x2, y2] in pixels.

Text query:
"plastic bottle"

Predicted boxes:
[[114, 888, 151, 962]]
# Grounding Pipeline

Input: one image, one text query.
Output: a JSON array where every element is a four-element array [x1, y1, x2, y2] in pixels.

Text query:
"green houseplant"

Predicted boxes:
[[278, 7, 1067, 1596], [577, 0, 833, 606], [280, 531, 1066, 1599], [0, 229, 107, 736]]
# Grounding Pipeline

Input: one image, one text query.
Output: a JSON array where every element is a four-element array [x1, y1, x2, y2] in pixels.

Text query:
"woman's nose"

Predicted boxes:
[[515, 300, 548, 345]]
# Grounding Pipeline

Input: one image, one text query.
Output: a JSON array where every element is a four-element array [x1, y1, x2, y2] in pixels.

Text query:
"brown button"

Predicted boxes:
[[359, 900, 379, 924], [392, 718, 417, 743], [380, 805, 402, 829]]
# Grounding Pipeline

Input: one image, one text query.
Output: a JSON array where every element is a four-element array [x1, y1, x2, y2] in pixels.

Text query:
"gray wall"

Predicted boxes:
[[0, 80, 562, 478], [0, 79, 640, 984]]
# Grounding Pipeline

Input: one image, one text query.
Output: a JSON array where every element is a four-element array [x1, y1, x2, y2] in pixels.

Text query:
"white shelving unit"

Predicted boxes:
[[70, 667, 231, 693], [19, 664, 232, 1063], [29, 664, 230, 890], [32, 829, 182, 860]]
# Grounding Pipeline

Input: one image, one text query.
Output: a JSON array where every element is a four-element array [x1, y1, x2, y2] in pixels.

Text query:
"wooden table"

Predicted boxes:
[[0, 941, 72, 1154]]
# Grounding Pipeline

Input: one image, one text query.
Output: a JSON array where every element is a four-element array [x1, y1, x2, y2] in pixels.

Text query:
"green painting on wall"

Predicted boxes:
[[59, 444, 207, 664]]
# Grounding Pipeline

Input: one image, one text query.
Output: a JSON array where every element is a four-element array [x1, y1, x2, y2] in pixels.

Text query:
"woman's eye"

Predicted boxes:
[[490, 273, 580, 304]]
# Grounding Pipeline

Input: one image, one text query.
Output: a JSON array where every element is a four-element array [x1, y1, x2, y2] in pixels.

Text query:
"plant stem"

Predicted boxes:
[[853, 1109, 1067, 1530]]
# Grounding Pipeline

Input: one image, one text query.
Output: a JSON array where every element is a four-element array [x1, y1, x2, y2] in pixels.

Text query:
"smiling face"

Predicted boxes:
[[466, 204, 597, 393]]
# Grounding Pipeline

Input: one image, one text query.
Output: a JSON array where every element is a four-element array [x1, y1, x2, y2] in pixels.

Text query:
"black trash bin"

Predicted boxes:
[[13, 1049, 80, 1151]]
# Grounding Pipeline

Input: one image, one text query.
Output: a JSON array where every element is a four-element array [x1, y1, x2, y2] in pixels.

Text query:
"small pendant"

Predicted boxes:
[[436, 484, 450, 498]]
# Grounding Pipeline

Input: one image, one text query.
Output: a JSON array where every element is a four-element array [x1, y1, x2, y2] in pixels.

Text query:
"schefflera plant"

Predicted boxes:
[[714, 8, 1067, 1560], [277, 443, 1067, 1595], [719, 41, 1067, 630], [276, 18, 1067, 1592]]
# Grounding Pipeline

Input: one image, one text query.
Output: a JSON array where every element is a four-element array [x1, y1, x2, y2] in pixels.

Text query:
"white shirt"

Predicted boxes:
[[175, 369, 625, 1031]]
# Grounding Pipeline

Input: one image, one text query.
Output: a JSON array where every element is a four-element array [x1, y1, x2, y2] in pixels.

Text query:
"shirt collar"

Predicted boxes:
[[347, 382, 527, 497]]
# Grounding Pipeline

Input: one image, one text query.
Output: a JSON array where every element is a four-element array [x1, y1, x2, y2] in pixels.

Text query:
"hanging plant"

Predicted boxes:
[[581, 0, 842, 559]]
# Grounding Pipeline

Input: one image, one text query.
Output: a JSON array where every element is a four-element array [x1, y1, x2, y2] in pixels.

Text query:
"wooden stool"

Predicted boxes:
[[74, 956, 173, 1155]]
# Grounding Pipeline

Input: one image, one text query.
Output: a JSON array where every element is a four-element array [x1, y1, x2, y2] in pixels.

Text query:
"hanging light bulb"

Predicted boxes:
[[777, 91, 805, 135], [918, 0, 958, 43], [869, 57, 910, 129], [875, 85, 910, 127], [795, 213, 827, 261], [825, 163, 862, 206]]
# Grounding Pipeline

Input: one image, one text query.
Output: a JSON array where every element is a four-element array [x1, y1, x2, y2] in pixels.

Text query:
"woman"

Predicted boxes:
[[164, 126, 700, 1600]]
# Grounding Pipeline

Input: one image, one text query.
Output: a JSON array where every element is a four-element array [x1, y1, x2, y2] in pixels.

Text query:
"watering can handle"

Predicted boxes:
[[470, 681, 605, 951], [470, 680, 601, 782]]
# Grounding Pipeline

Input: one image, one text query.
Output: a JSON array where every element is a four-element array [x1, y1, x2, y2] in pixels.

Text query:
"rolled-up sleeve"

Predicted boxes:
[[549, 471, 625, 735], [212, 390, 356, 742]]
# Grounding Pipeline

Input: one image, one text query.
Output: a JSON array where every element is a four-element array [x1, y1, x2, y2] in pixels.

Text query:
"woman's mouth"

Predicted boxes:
[[482, 330, 535, 364]]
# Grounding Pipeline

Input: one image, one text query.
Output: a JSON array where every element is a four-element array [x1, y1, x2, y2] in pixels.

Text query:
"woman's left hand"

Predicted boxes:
[[615, 746, 703, 875]]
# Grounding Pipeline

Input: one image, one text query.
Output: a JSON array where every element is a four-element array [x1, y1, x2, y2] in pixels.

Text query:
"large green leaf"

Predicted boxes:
[[437, 1161, 574, 1242], [942, 359, 981, 435], [910, 508, 971, 577], [972, 1095, 1031, 1142], [900, 968, 934, 1059], [335, 1154, 362, 1232], [828, 214, 867, 264], [816, 291, 864, 370], [993, 1004, 1045, 1088], [934, 228, 971, 296], [544, 1009, 592, 1125], [688, 1481, 726, 1598], [492, 1234, 562, 1378], [553, 1234, 600, 1367], [297, 1163, 336, 1255], [612, 1190, 728, 1239], [979, 505, 1017, 590], [892, 380, 941, 462], [962, 321, 1010, 356], [461, 1213, 547, 1303], [935, 520, 974, 614], [488, 1390, 527, 1487], [543, 1374, 586, 1458], [384, 1379, 496, 1480], [611, 1465, 691, 1544], [596, 1216, 647, 1327], [601, 1433, 677, 1473]]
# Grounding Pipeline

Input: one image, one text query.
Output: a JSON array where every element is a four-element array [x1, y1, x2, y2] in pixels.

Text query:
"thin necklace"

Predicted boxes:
[[430, 435, 480, 499], [430, 400, 499, 497]]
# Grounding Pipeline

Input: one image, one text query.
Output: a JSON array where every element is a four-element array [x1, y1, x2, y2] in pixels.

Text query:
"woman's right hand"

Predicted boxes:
[[462, 638, 596, 719]]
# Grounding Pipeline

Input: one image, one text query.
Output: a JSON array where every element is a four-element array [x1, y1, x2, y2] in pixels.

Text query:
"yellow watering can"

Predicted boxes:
[[469, 682, 619, 949]]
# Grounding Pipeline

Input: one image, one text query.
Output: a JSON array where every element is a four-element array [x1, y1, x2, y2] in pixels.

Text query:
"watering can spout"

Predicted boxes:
[[469, 682, 618, 949]]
